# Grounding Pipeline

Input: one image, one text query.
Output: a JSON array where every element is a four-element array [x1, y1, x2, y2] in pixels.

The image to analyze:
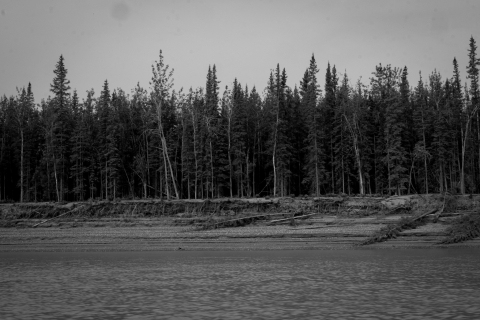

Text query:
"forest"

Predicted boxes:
[[1, 37, 479, 202]]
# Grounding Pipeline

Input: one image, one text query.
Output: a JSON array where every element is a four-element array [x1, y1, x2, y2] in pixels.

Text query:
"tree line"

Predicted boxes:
[[1, 37, 479, 202]]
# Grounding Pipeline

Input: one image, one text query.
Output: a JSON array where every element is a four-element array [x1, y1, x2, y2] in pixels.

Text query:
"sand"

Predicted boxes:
[[2, 214, 479, 252]]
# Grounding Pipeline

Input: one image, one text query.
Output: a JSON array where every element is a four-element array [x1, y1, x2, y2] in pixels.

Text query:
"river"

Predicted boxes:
[[1, 249, 479, 319]]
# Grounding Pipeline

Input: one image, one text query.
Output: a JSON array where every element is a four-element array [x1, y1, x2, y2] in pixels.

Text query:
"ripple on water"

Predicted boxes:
[[0, 249, 479, 319]]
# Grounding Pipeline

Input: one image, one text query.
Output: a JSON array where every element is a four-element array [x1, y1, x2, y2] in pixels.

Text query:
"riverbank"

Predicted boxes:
[[1, 194, 479, 251]]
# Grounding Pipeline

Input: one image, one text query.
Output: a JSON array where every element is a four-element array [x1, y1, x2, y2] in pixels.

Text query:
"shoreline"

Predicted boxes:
[[1, 195, 479, 252], [2, 218, 479, 252]]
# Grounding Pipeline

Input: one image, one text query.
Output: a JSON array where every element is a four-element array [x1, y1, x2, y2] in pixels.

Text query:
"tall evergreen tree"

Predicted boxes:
[[466, 36, 480, 191], [48, 55, 72, 201], [303, 54, 323, 195], [324, 63, 337, 193], [451, 58, 464, 193]]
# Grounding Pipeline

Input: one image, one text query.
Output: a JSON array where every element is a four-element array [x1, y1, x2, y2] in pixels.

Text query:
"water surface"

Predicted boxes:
[[1, 249, 479, 319]]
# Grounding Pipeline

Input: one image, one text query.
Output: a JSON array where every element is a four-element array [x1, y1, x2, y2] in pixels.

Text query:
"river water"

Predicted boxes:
[[1, 249, 479, 319]]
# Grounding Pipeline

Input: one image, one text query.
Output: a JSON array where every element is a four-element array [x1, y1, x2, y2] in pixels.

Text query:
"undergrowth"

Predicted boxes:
[[439, 212, 480, 244]]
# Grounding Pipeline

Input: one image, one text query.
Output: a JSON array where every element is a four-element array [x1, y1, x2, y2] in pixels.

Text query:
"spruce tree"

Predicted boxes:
[[412, 72, 432, 194], [370, 64, 408, 194], [304, 54, 323, 195], [451, 58, 464, 192], [324, 63, 336, 193], [14, 87, 33, 202], [429, 70, 449, 192], [333, 72, 353, 194], [97, 80, 111, 199], [466, 36, 480, 191], [49, 55, 72, 201]]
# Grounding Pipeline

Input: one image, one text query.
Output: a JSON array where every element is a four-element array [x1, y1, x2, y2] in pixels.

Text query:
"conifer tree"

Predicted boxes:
[[131, 84, 153, 198], [289, 85, 306, 195], [14, 86, 33, 202], [412, 72, 432, 194], [98, 80, 111, 199], [429, 70, 449, 192], [220, 85, 234, 197], [70, 89, 95, 200], [334, 72, 353, 194], [49, 55, 72, 201], [248, 86, 263, 196], [303, 54, 323, 195], [0, 96, 7, 200], [451, 58, 464, 192], [466, 36, 480, 191], [371, 65, 408, 194], [324, 63, 337, 193], [231, 79, 247, 197], [203, 65, 221, 197], [106, 90, 123, 199], [343, 80, 368, 194]]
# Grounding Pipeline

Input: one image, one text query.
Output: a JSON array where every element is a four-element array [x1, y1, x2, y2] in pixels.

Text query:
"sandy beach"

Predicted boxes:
[[2, 214, 479, 252]]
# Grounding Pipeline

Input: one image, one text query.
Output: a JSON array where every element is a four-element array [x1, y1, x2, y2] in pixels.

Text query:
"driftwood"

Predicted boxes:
[[32, 206, 85, 228], [267, 213, 317, 225], [200, 213, 274, 230], [199, 211, 312, 230]]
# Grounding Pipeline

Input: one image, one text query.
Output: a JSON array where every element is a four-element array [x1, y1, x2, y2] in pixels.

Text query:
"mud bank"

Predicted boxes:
[[1, 194, 479, 251]]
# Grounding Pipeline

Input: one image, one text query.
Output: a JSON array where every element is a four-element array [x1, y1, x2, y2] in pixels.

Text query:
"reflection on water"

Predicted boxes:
[[1, 249, 479, 319]]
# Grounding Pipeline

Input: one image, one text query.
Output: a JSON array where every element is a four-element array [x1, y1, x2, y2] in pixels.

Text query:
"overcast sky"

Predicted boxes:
[[1, 0, 480, 103]]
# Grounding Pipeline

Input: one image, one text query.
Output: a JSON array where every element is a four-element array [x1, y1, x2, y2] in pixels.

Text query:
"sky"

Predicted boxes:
[[1, 0, 480, 103]]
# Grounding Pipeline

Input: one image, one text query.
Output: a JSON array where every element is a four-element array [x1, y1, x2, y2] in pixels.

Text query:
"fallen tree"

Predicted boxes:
[[439, 210, 480, 244], [360, 208, 440, 246]]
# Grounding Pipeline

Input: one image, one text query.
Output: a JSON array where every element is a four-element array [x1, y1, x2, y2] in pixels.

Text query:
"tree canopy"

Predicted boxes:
[[1, 38, 480, 202]]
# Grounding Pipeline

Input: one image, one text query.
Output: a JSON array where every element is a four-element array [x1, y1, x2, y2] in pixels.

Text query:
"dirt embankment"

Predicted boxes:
[[0, 194, 479, 251]]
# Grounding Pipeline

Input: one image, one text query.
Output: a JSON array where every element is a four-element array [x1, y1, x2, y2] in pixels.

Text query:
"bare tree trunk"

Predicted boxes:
[[210, 139, 214, 199], [253, 134, 257, 197], [330, 137, 334, 193], [20, 130, 24, 202], [460, 126, 465, 194], [163, 135, 179, 199], [161, 142, 170, 199], [340, 120, 345, 194], [181, 117, 187, 199], [61, 153, 64, 202], [408, 157, 415, 194], [227, 113, 233, 198], [273, 103, 279, 197], [156, 99, 179, 199], [344, 114, 364, 195], [315, 136, 319, 196], [477, 113, 480, 191], [373, 135, 377, 194], [461, 106, 479, 194], [313, 109, 320, 196], [105, 160, 108, 200], [53, 155, 60, 202], [245, 149, 249, 197], [387, 148, 391, 195], [422, 129, 428, 194]]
